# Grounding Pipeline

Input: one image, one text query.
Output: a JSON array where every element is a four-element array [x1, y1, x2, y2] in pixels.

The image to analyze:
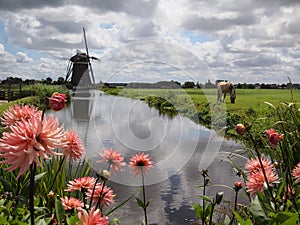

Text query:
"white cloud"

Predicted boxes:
[[16, 52, 33, 63], [0, 0, 300, 84]]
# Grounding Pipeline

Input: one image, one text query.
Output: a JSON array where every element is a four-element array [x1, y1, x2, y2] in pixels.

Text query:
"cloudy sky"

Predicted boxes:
[[0, 0, 299, 84]]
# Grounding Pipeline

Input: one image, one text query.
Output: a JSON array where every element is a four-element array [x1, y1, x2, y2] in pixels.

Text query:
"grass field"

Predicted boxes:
[[103, 87, 300, 132], [114, 87, 300, 113]]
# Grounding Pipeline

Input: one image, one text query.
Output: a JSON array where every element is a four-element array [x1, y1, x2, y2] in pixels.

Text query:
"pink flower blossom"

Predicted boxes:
[[60, 196, 83, 211], [62, 130, 85, 161], [245, 157, 278, 195], [98, 148, 126, 172], [292, 162, 300, 180], [0, 114, 66, 178], [48, 92, 67, 111], [86, 183, 115, 207], [65, 176, 97, 192], [1, 104, 41, 127], [78, 207, 109, 225], [129, 152, 154, 176], [235, 124, 245, 135], [245, 157, 273, 175], [246, 171, 265, 195], [265, 128, 284, 148]]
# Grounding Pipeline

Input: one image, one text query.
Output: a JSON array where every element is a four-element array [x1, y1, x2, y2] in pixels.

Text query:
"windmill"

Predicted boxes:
[[65, 28, 100, 88]]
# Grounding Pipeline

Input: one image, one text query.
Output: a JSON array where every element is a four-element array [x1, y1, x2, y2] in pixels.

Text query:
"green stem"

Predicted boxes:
[[142, 171, 148, 225], [230, 190, 239, 225], [202, 175, 206, 224], [29, 162, 36, 225], [96, 179, 107, 211], [89, 176, 100, 209]]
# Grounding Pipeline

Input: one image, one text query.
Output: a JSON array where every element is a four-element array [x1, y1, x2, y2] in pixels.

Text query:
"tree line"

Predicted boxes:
[[1, 76, 299, 89]]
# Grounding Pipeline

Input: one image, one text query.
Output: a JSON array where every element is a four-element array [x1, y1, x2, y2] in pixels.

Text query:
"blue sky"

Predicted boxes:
[[0, 0, 300, 84]]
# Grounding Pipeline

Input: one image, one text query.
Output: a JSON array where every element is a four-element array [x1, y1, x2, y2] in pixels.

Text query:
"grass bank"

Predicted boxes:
[[102, 87, 300, 135], [0, 85, 70, 135]]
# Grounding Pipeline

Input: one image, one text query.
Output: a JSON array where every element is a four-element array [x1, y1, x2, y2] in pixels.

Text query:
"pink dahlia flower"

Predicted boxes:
[[48, 92, 67, 111], [265, 128, 284, 148], [1, 104, 41, 127], [86, 183, 115, 207], [0, 114, 66, 178], [65, 176, 97, 192], [245, 157, 278, 195], [98, 148, 126, 172], [129, 152, 153, 176], [62, 130, 85, 161], [78, 207, 109, 225], [61, 196, 83, 211], [245, 157, 273, 175], [292, 162, 300, 180]]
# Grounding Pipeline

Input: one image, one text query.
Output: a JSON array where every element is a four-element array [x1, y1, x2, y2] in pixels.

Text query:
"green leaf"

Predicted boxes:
[[198, 195, 212, 203], [223, 215, 230, 225], [250, 196, 270, 225], [192, 203, 202, 219], [0, 216, 8, 225], [106, 188, 141, 216], [205, 203, 213, 218], [0, 177, 13, 193], [55, 197, 65, 224], [232, 210, 252, 225], [145, 200, 150, 207], [273, 212, 299, 225], [66, 214, 79, 225], [35, 219, 47, 225], [264, 102, 276, 109], [136, 198, 145, 209], [35, 172, 47, 181], [20, 172, 47, 198]]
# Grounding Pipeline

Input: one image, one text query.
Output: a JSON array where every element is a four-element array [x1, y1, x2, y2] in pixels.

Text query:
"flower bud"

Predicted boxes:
[[234, 181, 243, 191], [235, 124, 245, 135], [48, 92, 67, 111], [47, 190, 55, 198], [102, 169, 111, 179]]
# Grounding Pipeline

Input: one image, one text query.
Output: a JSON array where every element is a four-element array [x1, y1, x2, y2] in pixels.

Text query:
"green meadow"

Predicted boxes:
[[103, 87, 300, 134], [106, 87, 300, 113]]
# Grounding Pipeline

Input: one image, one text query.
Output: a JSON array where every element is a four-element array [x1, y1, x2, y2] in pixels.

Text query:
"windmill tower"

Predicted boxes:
[[65, 28, 99, 88]]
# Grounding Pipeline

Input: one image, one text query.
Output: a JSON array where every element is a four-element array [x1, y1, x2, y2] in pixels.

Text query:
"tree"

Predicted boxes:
[[183, 81, 195, 88], [46, 77, 53, 85], [56, 77, 65, 85]]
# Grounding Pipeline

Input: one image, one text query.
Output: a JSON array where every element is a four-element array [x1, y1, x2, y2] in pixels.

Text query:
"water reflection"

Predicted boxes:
[[52, 90, 247, 225]]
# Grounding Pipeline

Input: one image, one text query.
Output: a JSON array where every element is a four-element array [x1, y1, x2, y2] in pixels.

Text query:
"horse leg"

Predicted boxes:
[[223, 93, 226, 102], [217, 88, 222, 102]]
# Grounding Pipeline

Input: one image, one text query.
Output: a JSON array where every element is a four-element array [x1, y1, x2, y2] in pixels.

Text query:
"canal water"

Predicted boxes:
[[53, 90, 248, 225]]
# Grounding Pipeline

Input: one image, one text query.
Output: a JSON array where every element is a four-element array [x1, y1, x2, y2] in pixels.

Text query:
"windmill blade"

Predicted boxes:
[[83, 27, 96, 86], [65, 60, 72, 82], [90, 56, 101, 61]]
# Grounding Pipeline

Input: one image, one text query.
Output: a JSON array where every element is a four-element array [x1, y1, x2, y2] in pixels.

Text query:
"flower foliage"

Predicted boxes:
[[227, 102, 300, 224], [0, 94, 157, 224]]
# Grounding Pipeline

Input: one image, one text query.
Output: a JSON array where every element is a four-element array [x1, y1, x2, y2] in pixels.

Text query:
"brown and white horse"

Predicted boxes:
[[217, 81, 236, 103]]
